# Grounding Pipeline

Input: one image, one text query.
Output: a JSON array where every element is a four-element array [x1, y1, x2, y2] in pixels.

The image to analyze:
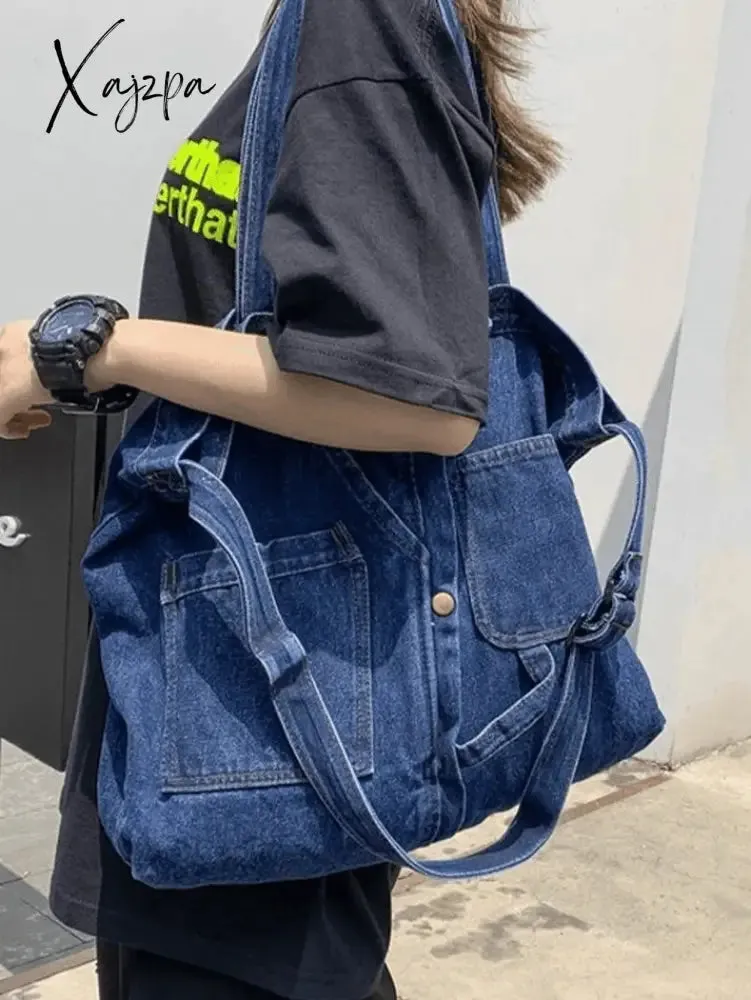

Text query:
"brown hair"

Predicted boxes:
[[262, 0, 560, 222], [455, 0, 561, 220]]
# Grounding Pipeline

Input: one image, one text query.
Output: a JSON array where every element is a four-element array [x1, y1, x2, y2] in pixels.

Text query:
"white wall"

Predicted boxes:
[[506, 0, 724, 543], [2, 0, 746, 765], [632, 0, 751, 764], [0, 0, 267, 318], [507, 0, 751, 765]]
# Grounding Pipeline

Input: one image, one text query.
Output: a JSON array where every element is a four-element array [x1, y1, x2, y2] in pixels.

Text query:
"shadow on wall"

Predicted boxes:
[[595, 327, 682, 647]]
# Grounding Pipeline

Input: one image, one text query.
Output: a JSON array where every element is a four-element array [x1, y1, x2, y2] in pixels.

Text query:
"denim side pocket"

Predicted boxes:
[[455, 435, 601, 649], [159, 523, 373, 793]]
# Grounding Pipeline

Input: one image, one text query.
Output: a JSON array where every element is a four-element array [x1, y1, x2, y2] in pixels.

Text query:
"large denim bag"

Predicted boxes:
[[83, 0, 665, 888]]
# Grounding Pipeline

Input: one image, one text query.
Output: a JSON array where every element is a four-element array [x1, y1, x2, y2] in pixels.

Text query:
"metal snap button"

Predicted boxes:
[[431, 591, 456, 617]]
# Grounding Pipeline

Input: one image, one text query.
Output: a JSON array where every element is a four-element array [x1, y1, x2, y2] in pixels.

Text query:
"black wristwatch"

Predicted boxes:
[[29, 294, 139, 414]]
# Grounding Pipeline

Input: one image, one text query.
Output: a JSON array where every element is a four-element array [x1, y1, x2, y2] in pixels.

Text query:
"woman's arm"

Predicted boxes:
[[90, 318, 479, 456], [0, 317, 479, 455]]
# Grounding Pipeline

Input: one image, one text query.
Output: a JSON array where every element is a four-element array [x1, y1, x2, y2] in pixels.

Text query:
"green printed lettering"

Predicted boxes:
[[168, 185, 181, 218], [154, 182, 169, 214], [185, 186, 206, 232], [203, 208, 228, 244], [213, 158, 241, 202], [177, 185, 189, 225], [156, 136, 244, 245], [184, 138, 220, 187], [166, 136, 240, 202], [199, 139, 221, 188], [168, 140, 193, 177]]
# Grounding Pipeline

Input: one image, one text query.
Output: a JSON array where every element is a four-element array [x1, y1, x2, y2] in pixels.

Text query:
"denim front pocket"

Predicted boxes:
[[455, 435, 601, 649], [159, 523, 373, 793]]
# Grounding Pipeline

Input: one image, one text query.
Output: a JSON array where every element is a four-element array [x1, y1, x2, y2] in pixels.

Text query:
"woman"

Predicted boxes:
[[0, 0, 559, 996]]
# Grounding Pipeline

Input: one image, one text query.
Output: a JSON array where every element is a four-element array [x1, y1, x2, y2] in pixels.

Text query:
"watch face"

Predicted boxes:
[[41, 299, 96, 343]]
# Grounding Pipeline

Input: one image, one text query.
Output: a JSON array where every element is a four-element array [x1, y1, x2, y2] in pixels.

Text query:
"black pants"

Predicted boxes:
[[96, 941, 397, 1000]]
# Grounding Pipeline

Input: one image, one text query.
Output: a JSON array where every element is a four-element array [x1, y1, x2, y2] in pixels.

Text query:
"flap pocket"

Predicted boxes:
[[455, 435, 601, 648]]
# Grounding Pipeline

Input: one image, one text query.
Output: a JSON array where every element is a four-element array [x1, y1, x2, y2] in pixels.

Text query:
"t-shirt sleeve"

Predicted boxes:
[[261, 75, 494, 422]]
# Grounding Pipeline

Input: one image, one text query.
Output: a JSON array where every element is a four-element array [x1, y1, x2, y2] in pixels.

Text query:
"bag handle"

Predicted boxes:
[[232, 0, 307, 326], [434, 0, 509, 289], [231, 0, 509, 330]]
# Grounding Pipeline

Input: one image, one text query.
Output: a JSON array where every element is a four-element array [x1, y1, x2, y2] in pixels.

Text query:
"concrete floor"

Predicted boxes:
[[0, 742, 90, 981], [8, 743, 751, 999]]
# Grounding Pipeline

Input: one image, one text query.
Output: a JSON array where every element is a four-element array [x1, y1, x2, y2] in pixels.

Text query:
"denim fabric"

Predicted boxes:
[[82, 0, 665, 889]]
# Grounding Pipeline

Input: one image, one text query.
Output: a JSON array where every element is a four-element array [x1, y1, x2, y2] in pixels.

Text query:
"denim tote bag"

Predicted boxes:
[[82, 0, 665, 889]]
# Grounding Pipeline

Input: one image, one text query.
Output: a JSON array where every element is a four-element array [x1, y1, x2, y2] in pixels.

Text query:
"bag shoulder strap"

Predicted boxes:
[[230, 0, 509, 331]]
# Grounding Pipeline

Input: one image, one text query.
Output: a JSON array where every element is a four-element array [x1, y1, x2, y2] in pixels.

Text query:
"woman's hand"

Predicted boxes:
[[0, 320, 54, 440]]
